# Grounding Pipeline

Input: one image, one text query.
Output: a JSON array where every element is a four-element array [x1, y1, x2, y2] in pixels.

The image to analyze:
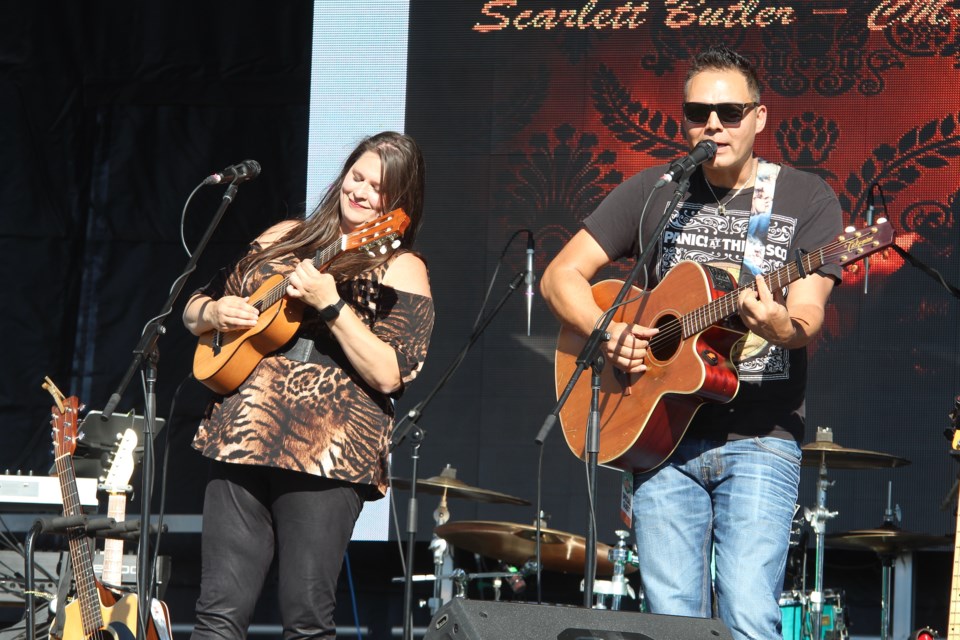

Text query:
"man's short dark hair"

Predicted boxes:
[[685, 45, 761, 101]]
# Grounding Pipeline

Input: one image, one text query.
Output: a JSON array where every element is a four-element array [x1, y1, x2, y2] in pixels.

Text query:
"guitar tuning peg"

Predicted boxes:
[[379, 245, 388, 255], [391, 240, 401, 249]]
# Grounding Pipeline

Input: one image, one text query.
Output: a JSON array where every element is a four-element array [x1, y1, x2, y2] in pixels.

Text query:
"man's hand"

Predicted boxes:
[[738, 275, 797, 346], [604, 322, 659, 373]]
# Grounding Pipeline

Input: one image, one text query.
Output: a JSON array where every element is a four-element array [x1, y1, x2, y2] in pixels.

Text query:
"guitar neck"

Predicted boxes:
[[101, 492, 127, 586], [949, 481, 960, 639], [54, 452, 105, 634], [251, 237, 344, 312], [682, 247, 828, 337]]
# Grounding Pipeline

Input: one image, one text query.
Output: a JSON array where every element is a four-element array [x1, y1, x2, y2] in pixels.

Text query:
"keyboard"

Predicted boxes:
[[0, 474, 98, 512]]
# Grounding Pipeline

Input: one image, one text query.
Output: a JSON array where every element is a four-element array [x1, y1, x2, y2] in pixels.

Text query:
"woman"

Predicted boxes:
[[183, 131, 434, 639]]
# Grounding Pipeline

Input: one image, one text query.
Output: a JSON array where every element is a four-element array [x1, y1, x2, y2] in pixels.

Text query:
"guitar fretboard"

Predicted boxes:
[[681, 247, 827, 337], [252, 237, 344, 312], [54, 450, 105, 635]]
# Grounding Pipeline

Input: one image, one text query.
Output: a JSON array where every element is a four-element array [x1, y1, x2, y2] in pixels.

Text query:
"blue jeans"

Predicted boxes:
[[632, 437, 801, 640]]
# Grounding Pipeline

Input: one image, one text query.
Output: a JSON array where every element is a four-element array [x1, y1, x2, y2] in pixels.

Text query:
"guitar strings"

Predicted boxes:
[[642, 238, 860, 354]]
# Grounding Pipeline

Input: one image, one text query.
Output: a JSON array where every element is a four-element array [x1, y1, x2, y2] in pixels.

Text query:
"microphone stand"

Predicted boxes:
[[535, 173, 693, 608], [391, 270, 525, 640], [100, 182, 244, 640]]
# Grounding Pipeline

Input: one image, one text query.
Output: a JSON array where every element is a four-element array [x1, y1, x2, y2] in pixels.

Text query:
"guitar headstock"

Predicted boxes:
[[342, 208, 411, 257], [42, 376, 82, 458], [99, 428, 138, 493], [830, 219, 895, 267]]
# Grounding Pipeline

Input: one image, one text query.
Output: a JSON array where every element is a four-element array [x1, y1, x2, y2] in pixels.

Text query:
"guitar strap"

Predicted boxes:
[[737, 158, 780, 286]]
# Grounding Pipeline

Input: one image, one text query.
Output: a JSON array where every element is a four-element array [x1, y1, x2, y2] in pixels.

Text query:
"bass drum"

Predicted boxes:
[[779, 590, 849, 640]]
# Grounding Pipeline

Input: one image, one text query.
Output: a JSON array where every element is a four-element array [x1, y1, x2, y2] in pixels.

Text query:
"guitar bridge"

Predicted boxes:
[[212, 331, 222, 357]]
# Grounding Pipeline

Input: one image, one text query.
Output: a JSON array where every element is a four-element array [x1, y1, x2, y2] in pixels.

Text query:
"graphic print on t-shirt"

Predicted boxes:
[[658, 202, 799, 381]]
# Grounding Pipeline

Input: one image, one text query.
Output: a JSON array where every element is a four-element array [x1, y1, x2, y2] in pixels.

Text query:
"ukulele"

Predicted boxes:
[[43, 377, 166, 640], [193, 208, 410, 393], [554, 220, 895, 472]]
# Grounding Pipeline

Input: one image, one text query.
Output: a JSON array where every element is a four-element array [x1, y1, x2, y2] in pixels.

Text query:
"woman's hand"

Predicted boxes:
[[286, 260, 341, 310], [205, 296, 260, 332]]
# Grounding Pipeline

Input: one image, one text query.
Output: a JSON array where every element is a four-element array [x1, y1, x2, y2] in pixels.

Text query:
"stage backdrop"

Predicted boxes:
[[0, 1, 958, 635], [399, 0, 960, 547]]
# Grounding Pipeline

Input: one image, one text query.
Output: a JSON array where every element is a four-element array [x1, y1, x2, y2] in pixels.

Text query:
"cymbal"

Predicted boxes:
[[826, 527, 952, 554], [801, 441, 910, 469], [434, 520, 636, 577], [390, 476, 530, 506]]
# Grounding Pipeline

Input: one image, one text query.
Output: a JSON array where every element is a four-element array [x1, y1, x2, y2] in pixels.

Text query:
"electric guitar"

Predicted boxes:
[[945, 397, 960, 640], [193, 208, 410, 393], [43, 378, 165, 640], [554, 220, 895, 473], [98, 428, 137, 588]]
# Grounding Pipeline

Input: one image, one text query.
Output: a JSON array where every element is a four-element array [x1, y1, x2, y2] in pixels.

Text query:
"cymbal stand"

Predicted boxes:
[[608, 530, 635, 610], [878, 481, 900, 640], [804, 451, 837, 640], [428, 489, 453, 614], [391, 270, 524, 640]]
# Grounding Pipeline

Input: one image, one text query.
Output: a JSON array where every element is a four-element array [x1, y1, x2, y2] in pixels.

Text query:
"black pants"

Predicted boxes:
[[191, 460, 367, 639]]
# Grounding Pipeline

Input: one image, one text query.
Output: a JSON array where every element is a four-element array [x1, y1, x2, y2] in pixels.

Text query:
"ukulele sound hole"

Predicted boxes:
[[650, 315, 681, 361]]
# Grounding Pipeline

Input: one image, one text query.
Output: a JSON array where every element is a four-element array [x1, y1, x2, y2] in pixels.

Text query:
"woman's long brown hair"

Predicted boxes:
[[238, 131, 425, 282]]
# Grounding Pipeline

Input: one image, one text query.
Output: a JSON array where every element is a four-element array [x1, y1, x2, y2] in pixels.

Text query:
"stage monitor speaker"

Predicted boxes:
[[423, 599, 734, 640]]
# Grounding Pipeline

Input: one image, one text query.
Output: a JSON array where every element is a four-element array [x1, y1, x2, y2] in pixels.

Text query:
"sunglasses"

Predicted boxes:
[[682, 102, 759, 125]]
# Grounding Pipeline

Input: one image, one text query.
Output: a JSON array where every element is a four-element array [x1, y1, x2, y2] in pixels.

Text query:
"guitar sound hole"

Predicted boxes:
[[650, 315, 681, 361]]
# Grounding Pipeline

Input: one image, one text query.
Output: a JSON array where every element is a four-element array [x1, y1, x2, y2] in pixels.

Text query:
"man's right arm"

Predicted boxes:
[[540, 229, 658, 374]]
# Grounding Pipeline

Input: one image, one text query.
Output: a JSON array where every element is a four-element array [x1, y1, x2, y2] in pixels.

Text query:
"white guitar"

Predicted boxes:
[[97, 427, 173, 640], [98, 428, 137, 588]]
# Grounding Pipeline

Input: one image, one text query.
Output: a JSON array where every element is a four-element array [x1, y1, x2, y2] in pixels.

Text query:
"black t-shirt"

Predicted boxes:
[[583, 162, 843, 442]]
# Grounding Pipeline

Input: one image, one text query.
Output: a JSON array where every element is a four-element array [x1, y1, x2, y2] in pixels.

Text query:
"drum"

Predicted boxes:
[[779, 590, 848, 640]]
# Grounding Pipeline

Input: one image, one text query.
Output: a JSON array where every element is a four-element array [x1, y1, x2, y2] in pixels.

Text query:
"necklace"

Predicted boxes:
[[704, 159, 757, 215]]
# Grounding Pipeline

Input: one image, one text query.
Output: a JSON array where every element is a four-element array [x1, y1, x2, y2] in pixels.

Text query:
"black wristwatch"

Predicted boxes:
[[319, 298, 345, 322]]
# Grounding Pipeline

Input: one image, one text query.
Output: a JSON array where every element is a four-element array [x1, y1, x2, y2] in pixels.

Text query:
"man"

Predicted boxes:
[[540, 45, 843, 640]]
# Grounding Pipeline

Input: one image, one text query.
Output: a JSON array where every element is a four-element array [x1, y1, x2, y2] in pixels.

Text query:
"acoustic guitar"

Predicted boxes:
[[193, 209, 410, 393], [554, 220, 895, 473], [43, 378, 167, 640]]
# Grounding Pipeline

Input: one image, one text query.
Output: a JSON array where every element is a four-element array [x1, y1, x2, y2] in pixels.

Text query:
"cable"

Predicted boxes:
[[343, 552, 363, 640]]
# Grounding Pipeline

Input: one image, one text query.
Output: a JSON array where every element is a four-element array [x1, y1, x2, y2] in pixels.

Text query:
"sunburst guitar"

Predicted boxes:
[[554, 220, 895, 473], [193, 208, 409, 394]]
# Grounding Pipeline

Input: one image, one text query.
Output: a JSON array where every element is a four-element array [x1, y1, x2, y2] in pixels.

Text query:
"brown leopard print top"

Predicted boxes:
[[192, 247, 434, 498]]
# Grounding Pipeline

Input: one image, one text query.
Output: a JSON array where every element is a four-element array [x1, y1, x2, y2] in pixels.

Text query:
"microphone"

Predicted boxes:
[[525, 231, 535, 337], [203, 159, 261, 185], [654, 140, 718, 187], [864, 184, 875, 294]]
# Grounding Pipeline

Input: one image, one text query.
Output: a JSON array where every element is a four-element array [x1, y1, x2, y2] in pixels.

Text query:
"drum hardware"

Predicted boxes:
[[390, 469, 532, 506], [391, 465, 532, 613], [826, 524, 950, 640], [581, 530, 637, 610], [779, 589, 849, 640], [433, 520, 637, 577], [800, 427, 911, 640], [391, 564, 536, 603]]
